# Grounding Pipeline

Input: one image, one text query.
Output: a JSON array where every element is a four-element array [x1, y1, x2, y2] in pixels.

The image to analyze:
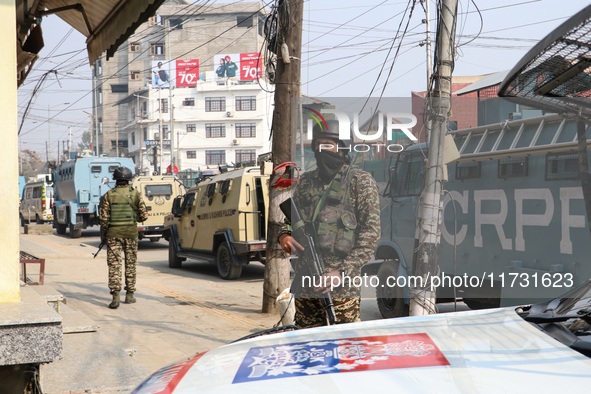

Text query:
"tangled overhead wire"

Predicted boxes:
[[262, 0, 290, 84]]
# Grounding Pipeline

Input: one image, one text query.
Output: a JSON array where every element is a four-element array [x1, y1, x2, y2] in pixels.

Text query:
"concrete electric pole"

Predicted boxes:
[[262, 0, 304, 314], [409, 0, 458, 316]]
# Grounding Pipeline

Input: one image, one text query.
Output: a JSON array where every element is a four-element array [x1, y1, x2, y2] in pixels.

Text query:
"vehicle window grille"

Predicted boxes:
[[498, 157, 528, 179], [546, 153, 579, 181], [455, 162, 481, 180]]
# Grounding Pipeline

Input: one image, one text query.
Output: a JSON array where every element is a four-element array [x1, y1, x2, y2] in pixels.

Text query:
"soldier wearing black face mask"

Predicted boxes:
[[278, 120, 381, 328]]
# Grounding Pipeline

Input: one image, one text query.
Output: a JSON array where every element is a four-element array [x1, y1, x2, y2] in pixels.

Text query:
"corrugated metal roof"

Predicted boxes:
[[453, 70, 509, 96], [38, 0, 166, 64]]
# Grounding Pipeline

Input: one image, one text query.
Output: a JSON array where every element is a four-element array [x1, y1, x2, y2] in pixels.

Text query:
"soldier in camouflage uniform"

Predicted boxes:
[[279, 120, 381, 328], [99, 166, 148, 309]]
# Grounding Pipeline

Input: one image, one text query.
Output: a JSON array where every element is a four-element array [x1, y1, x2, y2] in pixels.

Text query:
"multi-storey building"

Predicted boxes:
[[117, 78, 272, 174], [91, 0, 269, 158]]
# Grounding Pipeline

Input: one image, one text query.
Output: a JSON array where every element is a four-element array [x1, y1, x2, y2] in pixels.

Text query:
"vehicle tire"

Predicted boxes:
[[216, 242, 242, 280], [56, 223, 67, 235], [20, 214, 26, 227], [36, 215, 44, 225], [69, 224, 82, 238], [168, 240, 184, 268], [150, 237, 160, 243], [375, 260, 409, 319]]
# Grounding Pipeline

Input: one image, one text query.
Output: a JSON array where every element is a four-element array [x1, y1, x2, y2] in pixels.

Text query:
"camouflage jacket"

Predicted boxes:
[[282, 164, 381, 298], [99, 185, 148, 239]]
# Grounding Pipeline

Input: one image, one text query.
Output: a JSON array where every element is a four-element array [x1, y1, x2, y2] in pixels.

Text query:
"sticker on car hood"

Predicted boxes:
[[233, 333, 449, 384]]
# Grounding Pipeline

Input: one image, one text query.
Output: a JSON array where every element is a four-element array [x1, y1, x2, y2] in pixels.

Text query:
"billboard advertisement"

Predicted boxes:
[[152, 59, 200, 88], [176, 59, 200, 88], [213, 53, 262, 82], [152, 60, 175, 88]]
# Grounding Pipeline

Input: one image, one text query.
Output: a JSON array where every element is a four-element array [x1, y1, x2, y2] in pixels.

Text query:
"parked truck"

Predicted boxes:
[[52, 154, 135, 238], [165, 165, 270, 279], [366, 108, 591, 317]]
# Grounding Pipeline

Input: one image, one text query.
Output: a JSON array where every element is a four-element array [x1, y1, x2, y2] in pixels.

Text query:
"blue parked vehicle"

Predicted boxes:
[[52, 153, 135, 238]]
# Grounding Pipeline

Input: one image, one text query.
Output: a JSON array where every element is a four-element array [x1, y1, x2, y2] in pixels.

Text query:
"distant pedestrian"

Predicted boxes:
[[99, 167, 148, 309]]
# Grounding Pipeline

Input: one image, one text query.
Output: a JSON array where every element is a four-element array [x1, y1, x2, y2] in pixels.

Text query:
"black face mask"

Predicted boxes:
[[315, 150, 346, 182]]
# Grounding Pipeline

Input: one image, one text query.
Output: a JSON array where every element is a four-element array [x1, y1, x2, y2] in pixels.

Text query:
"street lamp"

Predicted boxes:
[[48, 102, 70, 161]]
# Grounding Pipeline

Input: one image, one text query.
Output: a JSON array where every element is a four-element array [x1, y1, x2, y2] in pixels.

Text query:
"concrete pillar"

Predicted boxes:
[[0, 0, 20, 303]]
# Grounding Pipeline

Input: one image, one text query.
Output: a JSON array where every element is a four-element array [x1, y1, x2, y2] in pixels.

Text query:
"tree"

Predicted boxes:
[[77, 130, 91, 151], [20, 149, 46, 180]]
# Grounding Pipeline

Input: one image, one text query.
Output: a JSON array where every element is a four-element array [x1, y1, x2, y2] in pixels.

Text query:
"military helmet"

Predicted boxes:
[[113, 166, 133, 181], [312, 119, 350, 151]]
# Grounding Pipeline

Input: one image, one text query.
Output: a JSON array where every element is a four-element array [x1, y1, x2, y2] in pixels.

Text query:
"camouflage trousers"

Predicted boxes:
[[106, 237, 138, 293], [295, 297, 361, 329]]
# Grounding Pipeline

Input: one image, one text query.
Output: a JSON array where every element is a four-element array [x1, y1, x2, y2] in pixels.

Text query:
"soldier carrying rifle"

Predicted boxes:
[[278, 120, 381, 328]]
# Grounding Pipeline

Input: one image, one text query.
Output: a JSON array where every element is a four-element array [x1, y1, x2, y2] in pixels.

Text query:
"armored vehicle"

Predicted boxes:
[[52, 153, 135, 238], [131, 175, 184, 242], [367, 111, 591, 318], [165, 165, 269, 279]]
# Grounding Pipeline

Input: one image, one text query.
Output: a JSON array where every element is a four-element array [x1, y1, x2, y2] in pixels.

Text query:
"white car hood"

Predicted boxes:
[[133, 308, 591, 393]]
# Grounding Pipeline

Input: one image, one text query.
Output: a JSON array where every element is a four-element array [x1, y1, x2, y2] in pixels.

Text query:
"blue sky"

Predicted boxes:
[[17, 0, 591, 153]]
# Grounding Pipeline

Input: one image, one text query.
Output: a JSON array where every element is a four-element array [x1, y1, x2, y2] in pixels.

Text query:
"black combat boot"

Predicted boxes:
[[125, 291, 136, 304], [108, 291, 120, 309]]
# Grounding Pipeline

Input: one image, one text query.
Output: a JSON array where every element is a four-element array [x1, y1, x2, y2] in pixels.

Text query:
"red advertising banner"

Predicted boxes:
[[239, 53, 262, 81], [176, 59, 199, 87]]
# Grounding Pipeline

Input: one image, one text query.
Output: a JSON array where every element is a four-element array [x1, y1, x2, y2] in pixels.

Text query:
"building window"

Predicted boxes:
[[150, 42, 165, 55], [98, 88, 102, 104], [111, 84, 128, 93], [130, 42, 140, 52], [160, 98, 168, 113], [143, 127, 148, 141], [160, 125, 169, 139], [131, 132, 136, 145], [237, 16, 253, 27], [546, 153, 579, 181], [148, 15, 161, 26], [169, 18, 182, 29], [236, 149, 256, 165], [99, 118, 103, 134], [205, 97, 226, 112], [236, 96, 256, 111], [236, 123, 256, 138], [206, 123, 226, 138], [206, 150, 226, 165], [142, 101, 147, 118], [187, 151, 196, 159], [130, 71, 140, 80], [455, 162, 481, 180], [498, 157, 528, 179], [183, 97, 195, 106], [186, 124, 196, 133]]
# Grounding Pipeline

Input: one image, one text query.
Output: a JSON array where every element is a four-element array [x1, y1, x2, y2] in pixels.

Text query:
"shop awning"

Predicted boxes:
[[16, 0, 166, 85]]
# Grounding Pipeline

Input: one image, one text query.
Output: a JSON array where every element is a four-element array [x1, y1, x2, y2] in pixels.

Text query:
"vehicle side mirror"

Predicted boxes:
[[171, 196, 183, 217], [101, 177, 109, 185]]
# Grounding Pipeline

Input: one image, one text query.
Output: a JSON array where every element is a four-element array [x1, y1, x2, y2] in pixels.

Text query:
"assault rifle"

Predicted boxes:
[[280, 198, 337, 325], [93, 233, 106, 258]]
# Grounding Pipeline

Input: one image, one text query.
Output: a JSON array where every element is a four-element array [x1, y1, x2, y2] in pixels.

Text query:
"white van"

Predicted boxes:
[[20, 180, 54, 225]]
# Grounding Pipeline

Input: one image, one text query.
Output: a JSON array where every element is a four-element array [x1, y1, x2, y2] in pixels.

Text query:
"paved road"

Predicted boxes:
[[19, 226, 469, 392]]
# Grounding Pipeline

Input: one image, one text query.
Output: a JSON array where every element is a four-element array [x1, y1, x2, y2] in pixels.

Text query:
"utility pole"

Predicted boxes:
[[159, 88, 163, 175], [47, 105, 51, 162], [177, 130, 181, 172], [424, 0, 433, 141], [262, 0, 304, 314], [116, 123, 119, 158], [167, 21, 175, 175], [69, 126, 72, 155], [409, 0, 457, 316]]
